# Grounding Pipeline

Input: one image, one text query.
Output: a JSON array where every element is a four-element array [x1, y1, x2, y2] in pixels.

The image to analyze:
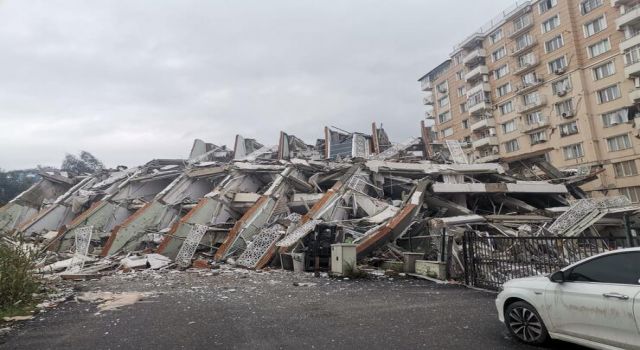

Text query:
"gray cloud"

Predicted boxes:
[[0, 0, 514, 170]]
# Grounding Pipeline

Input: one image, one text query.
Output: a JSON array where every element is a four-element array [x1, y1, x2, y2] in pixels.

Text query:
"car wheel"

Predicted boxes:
[[505, 301, 549, 345]]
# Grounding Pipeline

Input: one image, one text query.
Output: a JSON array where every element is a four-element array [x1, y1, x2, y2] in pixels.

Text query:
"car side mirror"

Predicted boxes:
[[549, 271, 565, 283]]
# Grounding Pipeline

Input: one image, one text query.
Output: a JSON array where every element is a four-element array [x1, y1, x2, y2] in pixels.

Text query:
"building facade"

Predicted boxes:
[[419, 0, 640, 201]]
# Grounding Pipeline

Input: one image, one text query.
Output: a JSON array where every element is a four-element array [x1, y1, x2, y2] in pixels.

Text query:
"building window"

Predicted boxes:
[[602, 108, 629, 127], [620, 186, 640, 203], [460, 103, 468, 113], [494, 64, 509, 79], [462, 119, 469, 129], [588, 38, 611, 58], [436, 82, 448, 94], [563, 143, 584, 160], [513, 15, 532, 32], [592, 61, 615, 80], [613, 160, 638, 177], [502, 119, 517, 133], [555, 99, 574, 115], [496, 83, 511, 97], [607, 134, 632, 151], [526, 111, 544, 125], [541, 15, 560, 34], [548, 56, 567, 73], [530, 130, 547, 145], [552, 77, 571, 95], [438, 95, 450, 108], [523, 91, 540, 106], [583, 15, 607, 37], [457, 86, 465, 97], [580, 0, 603, 15], [521, 71, 540, 86], [504, 139, 520, 153], [499, 101, 513, 115], [456, 70, 464, 80], [441, 127, 454, 138], [438, 111, 451, 124], [539, 0, 557, 14], [624, 44, 640, 66], [468, 91, 486, 107], [545, 35, 564, 53], [515, 33, 534, 51], [559, 121, 579, 136], [517, 52, 536, 68], [597, 85, 620, 104], [490, 29, 503, 44], [492, 47, 506, 62]]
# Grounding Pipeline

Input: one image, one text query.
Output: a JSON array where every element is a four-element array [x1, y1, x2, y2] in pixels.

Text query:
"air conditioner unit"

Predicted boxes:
[[562, 110, 574, 118], [489, 128, 497, 136], [554, 68, 566, 75], [557, 89, 567, 97]]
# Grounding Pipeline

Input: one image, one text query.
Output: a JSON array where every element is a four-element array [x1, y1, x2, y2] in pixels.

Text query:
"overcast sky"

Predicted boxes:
[[0, 0, 515, 170]]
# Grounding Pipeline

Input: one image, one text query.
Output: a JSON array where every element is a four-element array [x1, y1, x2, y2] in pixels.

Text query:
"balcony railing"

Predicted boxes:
[[472, 136, 499, 149], [517, 96, 547, 113], [513, 57, 539, 75], [510, 39, 537, 56], [515, 78, 544, 95], [507, 17, 533, 38], [464, 65, 489, 82], [463, 49, 487, 66], [423, 95, 434, 105], [522, 117, 550, 133], [470, 118, 496, 132], [616, 6, 640, 31]]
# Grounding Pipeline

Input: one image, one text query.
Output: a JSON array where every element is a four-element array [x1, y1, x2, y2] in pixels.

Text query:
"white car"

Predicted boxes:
[[496, 247, 640, 349]]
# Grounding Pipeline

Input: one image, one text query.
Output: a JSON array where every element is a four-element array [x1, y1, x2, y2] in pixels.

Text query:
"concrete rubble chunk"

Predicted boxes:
[[2, 126, 637, 284]]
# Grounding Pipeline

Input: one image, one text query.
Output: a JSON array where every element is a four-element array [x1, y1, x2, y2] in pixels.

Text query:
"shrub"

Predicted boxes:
[[0, 242, 41, 310]]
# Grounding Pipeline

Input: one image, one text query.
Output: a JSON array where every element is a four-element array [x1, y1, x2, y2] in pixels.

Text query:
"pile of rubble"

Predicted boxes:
[[1, 123, 638, 283]]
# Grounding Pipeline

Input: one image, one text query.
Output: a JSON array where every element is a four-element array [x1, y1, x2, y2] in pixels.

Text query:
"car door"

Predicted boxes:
[[544, 251, 640, 349]]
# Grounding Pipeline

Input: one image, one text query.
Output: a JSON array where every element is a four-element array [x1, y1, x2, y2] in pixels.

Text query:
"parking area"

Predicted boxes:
[[0, 269, 586, 350]]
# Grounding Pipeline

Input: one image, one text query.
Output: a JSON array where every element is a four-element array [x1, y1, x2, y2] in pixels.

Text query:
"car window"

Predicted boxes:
[[567, 252, 640, 284]]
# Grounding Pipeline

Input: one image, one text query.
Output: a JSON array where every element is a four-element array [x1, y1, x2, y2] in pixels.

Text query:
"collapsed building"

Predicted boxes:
[[2, 122, 638, 286]]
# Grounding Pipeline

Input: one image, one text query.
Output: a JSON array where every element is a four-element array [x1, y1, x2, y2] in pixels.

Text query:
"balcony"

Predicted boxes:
[[468, 100, 491, 116], [425, 110, 434, 119], [470, 118, 495, 132], [466, 82, 491, 97], [475, 153, 501, 163], [517, 96, 547, 113], [624, 60, 640, 78], [620, 31, 640, 52], [522, 117, 550, 133], [513, 57, 539, 75], [515, 78, 544, 95], [510, 39, 537, 56], [616, 7, 640, 31], [464, 65, 488, 82], [629, 88, 640, 103], [420, 79, 432, 91], [423, 95, 434, 105], [463, 49, 487, 66], [472, 136, 499, 149], [507, 18, 534, 38]]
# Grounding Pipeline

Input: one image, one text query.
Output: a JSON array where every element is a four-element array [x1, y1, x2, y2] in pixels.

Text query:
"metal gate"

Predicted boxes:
[[462, 231, 637, 291]]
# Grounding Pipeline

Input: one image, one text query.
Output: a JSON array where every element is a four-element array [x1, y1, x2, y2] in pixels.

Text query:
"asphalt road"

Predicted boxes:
[[0, 268, 587, 350]]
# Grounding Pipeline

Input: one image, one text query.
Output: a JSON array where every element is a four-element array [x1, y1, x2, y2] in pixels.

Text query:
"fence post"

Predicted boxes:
[[624, 214, 635, 247], [462, 231, 469, 286]]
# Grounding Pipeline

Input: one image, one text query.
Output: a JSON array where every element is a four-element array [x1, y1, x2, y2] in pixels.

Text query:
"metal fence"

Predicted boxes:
[[462, 232, 638, 291]]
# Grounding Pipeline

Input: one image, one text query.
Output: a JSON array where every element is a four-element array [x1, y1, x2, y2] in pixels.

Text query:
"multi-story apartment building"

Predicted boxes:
[[419, 0, 640, 201]]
